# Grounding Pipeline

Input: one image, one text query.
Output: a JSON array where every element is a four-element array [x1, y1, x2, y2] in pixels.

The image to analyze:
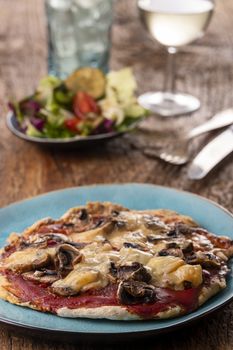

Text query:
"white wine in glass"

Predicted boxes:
[[138, 0, 214, 117]]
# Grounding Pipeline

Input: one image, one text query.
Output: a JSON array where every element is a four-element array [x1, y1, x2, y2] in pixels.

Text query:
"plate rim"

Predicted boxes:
[[0, 294, 232, 339], [6, 111, 138, 144], [0, 183, 232, 337], [1, 182, 232, 219]]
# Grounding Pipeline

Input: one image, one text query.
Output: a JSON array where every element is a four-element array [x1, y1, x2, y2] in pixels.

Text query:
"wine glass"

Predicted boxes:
[[137, 0, 215, 117]]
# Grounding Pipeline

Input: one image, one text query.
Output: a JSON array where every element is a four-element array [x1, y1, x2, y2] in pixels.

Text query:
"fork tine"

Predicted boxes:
[[159, 152, 187, 165], [144, 148, 188, 165]]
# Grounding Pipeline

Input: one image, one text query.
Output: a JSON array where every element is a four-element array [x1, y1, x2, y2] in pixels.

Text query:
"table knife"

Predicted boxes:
[[188, 125, 233, 179]]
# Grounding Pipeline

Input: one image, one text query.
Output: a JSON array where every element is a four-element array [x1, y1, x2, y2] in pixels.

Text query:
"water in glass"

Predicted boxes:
[[46, 0, 113, 78]]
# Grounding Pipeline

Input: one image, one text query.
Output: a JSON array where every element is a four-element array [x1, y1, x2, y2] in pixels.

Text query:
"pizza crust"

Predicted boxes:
[[22, 218, 54, 238], [198, 278, 226, 306], [141, 209, 198, 227], [57, 306, 141, 320], [0, 275, 21, 305], [57, 305, 183, 320], [0, 276, 51, 312]]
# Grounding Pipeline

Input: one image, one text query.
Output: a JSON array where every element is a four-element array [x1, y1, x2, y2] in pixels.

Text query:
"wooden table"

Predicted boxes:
[[0, 0, 233, 349]]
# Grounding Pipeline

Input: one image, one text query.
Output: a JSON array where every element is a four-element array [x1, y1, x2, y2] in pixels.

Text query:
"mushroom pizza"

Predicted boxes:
[[0, 202, 232, 320]]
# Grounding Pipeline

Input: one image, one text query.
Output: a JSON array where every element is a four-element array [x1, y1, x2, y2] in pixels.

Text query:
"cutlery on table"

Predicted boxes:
[[188, 125, 233, 179], [144, 109, 233, 165]]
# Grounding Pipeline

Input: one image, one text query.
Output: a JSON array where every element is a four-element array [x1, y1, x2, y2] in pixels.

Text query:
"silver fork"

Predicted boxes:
[[144, 109, 233, 165]]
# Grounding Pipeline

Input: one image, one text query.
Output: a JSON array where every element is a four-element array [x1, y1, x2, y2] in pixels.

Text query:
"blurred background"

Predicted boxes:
[[0, 0, 232, 206]]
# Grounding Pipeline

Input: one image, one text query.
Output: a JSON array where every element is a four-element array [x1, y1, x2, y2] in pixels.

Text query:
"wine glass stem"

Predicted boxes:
[[164, 47, 177, 95]]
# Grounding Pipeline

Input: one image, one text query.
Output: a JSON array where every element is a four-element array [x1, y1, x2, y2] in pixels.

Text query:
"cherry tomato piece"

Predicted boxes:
[[64, 118, 81, 133], [73, 91, 101, 118]]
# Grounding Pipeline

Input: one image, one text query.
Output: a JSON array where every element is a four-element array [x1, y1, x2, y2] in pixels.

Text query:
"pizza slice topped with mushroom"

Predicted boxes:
[[0, 202, 232, 320]]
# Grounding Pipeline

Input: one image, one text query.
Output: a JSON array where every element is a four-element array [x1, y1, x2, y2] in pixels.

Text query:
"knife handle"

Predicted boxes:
[[188, 109, 233, 139], [188, 128, 233, 179]]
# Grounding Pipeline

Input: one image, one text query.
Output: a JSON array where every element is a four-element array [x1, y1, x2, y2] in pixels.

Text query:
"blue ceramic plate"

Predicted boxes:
[[0, 184, 233, 341]]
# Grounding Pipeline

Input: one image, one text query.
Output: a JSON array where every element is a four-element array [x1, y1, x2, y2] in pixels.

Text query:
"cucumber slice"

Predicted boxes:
[[65, 67, 106, 99]]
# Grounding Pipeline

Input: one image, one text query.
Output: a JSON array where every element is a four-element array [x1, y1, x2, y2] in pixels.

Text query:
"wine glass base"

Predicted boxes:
[[138, 92, 200, 117]]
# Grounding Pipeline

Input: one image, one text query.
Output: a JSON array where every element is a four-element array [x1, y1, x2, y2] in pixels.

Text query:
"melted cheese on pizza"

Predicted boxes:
[[147, 256, 202, 290], [2, 247, 56, 273]]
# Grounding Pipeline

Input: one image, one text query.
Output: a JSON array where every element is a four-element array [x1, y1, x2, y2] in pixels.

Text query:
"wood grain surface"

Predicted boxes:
[[0, 0, 233, 348]]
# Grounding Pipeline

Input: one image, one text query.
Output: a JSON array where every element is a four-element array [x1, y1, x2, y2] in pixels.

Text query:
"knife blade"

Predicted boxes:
[[188, 126, 233, 180]]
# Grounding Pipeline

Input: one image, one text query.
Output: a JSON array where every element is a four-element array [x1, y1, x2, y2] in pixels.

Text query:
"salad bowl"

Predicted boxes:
[[7, 68, 147, 148], [6, 111, 140, 149]]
